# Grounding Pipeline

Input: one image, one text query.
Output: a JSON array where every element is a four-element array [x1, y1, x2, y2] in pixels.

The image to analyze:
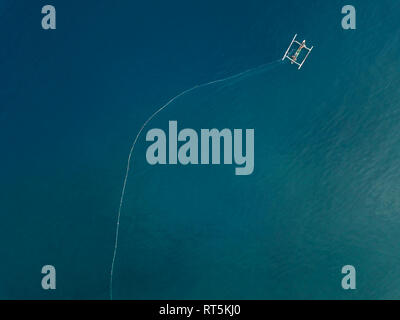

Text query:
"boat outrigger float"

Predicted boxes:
[[282, 34, 314, 70]]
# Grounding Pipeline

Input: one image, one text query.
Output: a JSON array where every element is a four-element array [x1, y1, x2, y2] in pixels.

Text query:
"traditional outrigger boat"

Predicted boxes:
[[282, 34, 314, 70]]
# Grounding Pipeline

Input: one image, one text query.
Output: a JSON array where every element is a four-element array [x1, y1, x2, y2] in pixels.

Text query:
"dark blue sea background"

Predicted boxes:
[[1, 0, 400, 299]]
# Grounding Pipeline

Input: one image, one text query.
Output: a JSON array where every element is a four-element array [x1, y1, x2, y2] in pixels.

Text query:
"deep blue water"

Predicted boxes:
[[1, 0, 400, 299]]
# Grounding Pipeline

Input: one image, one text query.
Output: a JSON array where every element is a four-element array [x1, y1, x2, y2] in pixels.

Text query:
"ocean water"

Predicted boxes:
[[1, 0, 400, 299]]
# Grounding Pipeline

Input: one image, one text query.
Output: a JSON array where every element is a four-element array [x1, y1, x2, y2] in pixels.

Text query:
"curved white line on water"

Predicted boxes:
[[109, 60, 281, 299]]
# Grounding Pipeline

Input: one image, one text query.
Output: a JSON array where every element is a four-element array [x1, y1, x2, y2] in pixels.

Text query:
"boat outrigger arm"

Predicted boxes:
[[282, 34, 314, 70]]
